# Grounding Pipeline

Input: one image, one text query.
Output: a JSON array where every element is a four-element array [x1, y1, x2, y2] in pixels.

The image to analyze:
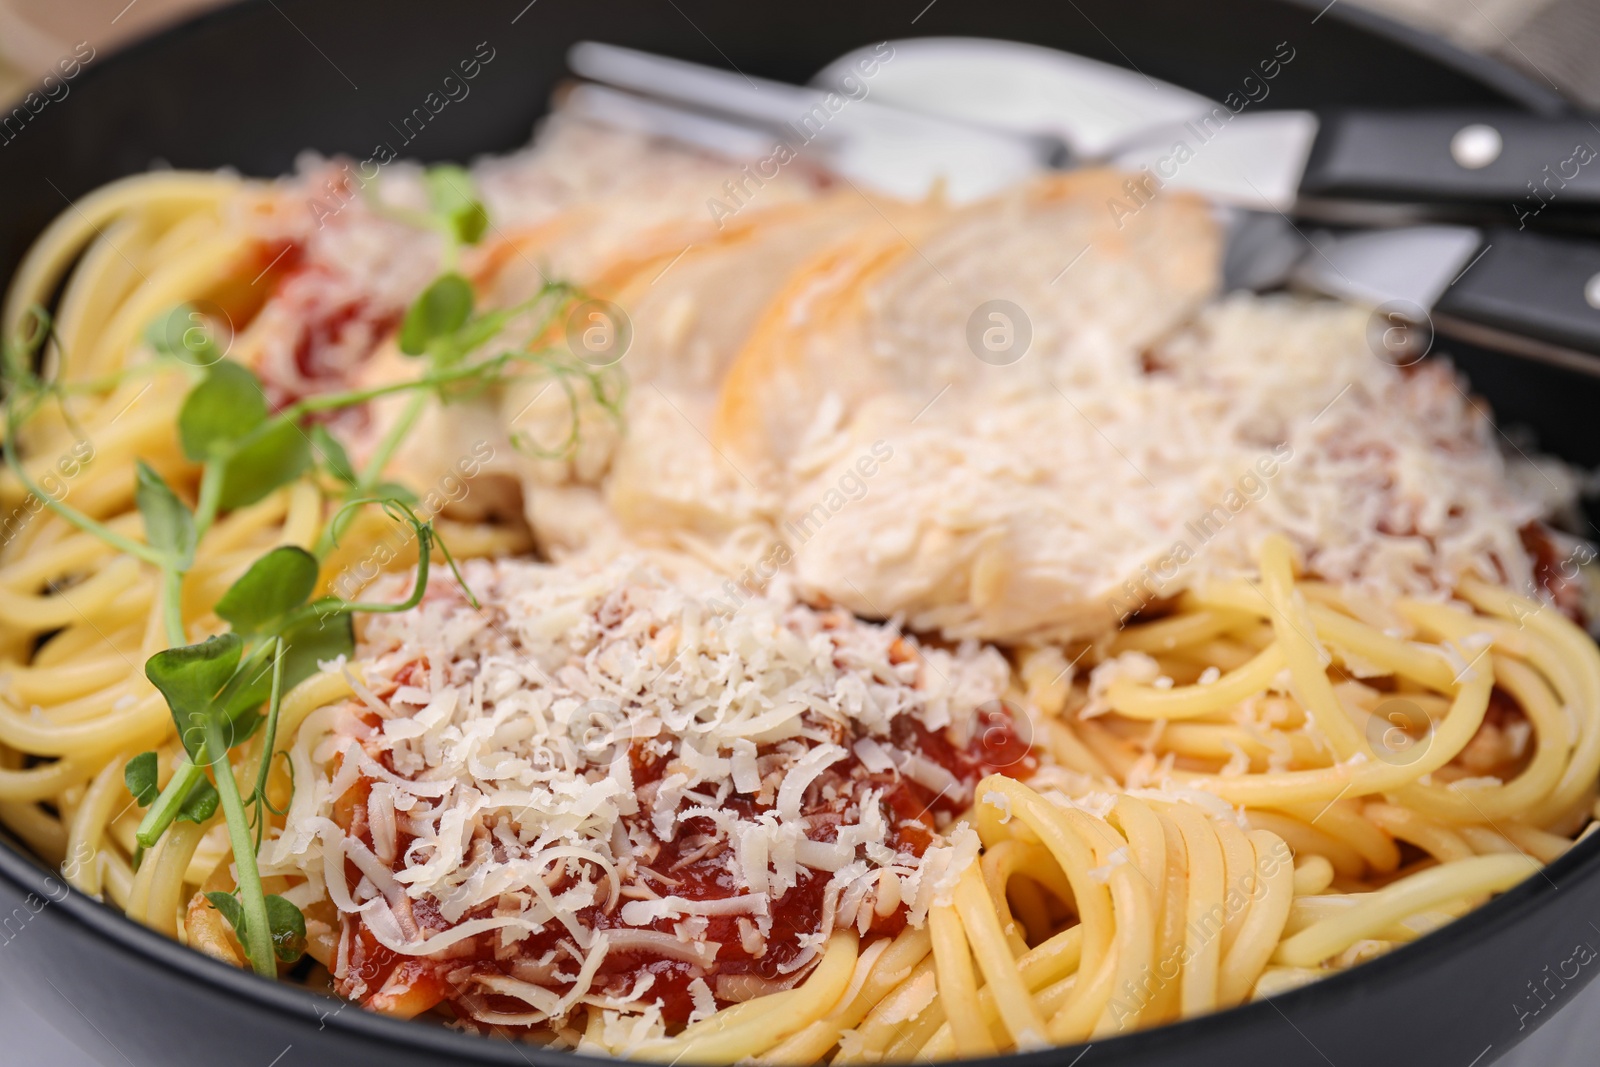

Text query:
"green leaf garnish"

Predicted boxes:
[[205, 889, 243, 931], [134, 461, 196, 570], [425, 165, 489, 246], [265, 894, 308, 962], [310, 425, 357, 485], [204, 890, 306, 965], [398, 272, 473, 356], [215, 418, 311, 510], [276, 612, 355, 691], [145, 634, 244, 760], [178, 360, 268, 462], [176, 778, 219, 824], [146, 304, 222, 365], [215, 546, 319, 636], [125, 752, 160, 806]]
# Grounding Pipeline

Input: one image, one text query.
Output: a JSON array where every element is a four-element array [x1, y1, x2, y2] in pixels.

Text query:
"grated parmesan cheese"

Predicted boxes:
[[275, 555, 1018, 1029]]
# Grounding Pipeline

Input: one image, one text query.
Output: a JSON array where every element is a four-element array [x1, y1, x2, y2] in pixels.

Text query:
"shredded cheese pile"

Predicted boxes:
[[266, 556, 1011, 1026]]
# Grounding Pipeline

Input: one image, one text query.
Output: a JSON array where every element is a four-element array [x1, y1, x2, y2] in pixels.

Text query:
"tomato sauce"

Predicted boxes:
[[330, 679, 1034, 1031]]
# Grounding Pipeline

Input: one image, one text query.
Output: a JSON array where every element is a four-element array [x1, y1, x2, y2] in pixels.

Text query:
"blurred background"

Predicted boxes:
[[1, 0, 1599, 1064], [6, 0, 1600, 107], [1, 0, 1597, 108]]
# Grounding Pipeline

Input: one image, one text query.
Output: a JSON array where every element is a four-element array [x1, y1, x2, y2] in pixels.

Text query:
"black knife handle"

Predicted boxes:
[[1433, 228, 1600, 360], [1300, 111, 1600, 217]]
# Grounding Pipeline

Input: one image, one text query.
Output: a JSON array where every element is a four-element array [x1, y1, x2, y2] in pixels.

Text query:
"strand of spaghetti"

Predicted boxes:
[[1109, 609, 1254, 656], [1096, 861, 1156, 1036], [138, 817, 209, 937], [1098, 797, 1168, 1031], [1307, 604, 1457, 692], [183, 821, 228, 886], [1398, 656, 1568, 823], [1274, 853, 1536, 967], [1072, 719, 1142, 782], [2, 172, 240, 339], [1362, 802, 1474, 862], [645, 931, 859, 1063], [0, 756, 91, 802], [1215, 830, 1294, 1008], [1243, 810, 1364, 879], [196, 488, 294, 555], [63, 754, 131, 896], [1109, 795, 1169, 919], [1042, 719, 1115, 779], [49, 213, 154, 370], [833, 956, 941, 1064], [0, 689, 168, 757], [977, 778, 1115, 1021], [1103, 644, 1284, 721], [1258, 534, 1368, 759], [0, 516, 126, 588], [277, 481, 325, 549], [903, 922, 1089, 1062], [2, 378, 181, 507], [1128, 721, 1328, 768], [32, 615, 144, 668], [1047, 806, 1138, 1041], [1459, 580, 1600, 829], [99, 848, 134, 910], [1144, 810, 1188, 1025], [0, 799, 65, 863], [978, 840, 1073, 955], [1168, 636, 1259, 672], [1499, 821, 1573, 863], [1292, 855, 1335, 895], [759, 926, 932, 1064], [90, 234, 250, 377], [929, 900, 995, 1056], [952, 864, 1048, 1049], [26, 676, 139, 726], [1252, 967, 1321, 999], [10, 653, 128, 705], [1179, 651, 1494, 807], [1163, 802, 1225, 1017], [1195, 580, 1459, 693], [1212, 817, 1257, 959], [0, 556, 143, 633], [1457, 825, 1526, 856], [1278, 800, 1401, 874]]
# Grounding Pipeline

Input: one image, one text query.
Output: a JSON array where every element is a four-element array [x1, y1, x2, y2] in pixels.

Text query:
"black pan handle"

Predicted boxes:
[[1299, 110, 1600, 218], [1433, 227, 1600, 364]]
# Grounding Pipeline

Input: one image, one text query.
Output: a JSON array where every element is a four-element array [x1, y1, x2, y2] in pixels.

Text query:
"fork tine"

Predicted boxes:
[[563, 82, 781, 162]]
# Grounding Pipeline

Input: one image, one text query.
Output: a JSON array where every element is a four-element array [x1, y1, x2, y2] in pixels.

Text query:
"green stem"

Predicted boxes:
[[358, 391, 427, 493], [192, 461, 225, 542], [161, 569, 186, 648], [251, 639, 286, 851], [2, 405, 166, 567], [282, 356, 517, 418], [135, 757, 205, 849], [205, 715, 274, 978]]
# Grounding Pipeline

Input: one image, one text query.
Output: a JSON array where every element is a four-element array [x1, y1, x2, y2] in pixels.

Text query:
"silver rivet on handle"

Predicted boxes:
[[1449, 124, 1502, 169]]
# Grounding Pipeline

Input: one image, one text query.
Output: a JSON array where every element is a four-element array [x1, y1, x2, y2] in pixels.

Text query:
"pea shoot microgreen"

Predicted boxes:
[[1, 165, 625, 981]]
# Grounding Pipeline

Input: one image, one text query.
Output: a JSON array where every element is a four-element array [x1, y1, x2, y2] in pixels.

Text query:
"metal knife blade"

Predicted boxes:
[[1290, 225, 1600, 372]]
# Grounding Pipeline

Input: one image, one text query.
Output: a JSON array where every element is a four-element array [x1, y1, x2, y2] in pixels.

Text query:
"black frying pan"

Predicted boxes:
[[1, 2, 1596, 1065]]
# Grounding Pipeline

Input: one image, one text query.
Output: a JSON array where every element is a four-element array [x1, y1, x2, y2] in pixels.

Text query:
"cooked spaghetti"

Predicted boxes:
[[1, 108, 1597, 1064]]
